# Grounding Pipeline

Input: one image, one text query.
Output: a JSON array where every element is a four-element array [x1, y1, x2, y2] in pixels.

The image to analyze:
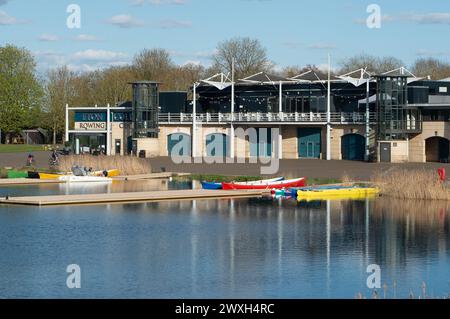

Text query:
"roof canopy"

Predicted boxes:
[[290, 69, 342, 83], [240, 72, 294, 84], [199, 73, 232, 90]]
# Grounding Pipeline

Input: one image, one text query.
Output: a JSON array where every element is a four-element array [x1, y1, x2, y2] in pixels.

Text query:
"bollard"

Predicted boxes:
[[438, 168, 446, 182]]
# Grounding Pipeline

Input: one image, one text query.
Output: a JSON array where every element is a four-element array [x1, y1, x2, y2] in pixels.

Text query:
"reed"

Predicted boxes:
[[372, 168, 450, 201], [58, 155, 152, 176]]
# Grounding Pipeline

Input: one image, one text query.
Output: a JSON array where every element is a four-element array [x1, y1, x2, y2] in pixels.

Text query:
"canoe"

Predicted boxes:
[[93, 169, 120, 177], [27, 171, 40, 179], [201, 181, 223, 190], [297, 187, 379, 200], [222, 178, 306, 190], [38, 172, 66, 180], [201, 177, 284, 190], [58, 175, 112, 183]]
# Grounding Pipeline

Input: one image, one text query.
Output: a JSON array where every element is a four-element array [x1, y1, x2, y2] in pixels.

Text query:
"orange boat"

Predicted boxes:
[[222, 178, 306, 190]]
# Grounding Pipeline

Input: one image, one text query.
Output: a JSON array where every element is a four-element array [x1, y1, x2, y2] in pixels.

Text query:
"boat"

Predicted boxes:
[[58, 175, 112, 183], [201, 181, 223, 190], [296, 186, 379, 201], [93, 169, 120, 177], [201, 177, 284, 190], [38, 172, 67, 180], [222, 178, 306, 190]]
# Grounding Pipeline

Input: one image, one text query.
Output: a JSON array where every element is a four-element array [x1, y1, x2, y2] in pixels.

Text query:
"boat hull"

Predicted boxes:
[[297, 187, 379, 200], [222, 178, 306, 190], [201, 182, 223, 190]]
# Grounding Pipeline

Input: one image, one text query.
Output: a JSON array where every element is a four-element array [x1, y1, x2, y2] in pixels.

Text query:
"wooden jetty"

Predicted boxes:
[[0, 189, 270, 207]]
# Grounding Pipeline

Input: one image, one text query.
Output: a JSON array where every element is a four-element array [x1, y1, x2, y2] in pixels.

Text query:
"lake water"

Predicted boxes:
[[0, 180, 449, 299]]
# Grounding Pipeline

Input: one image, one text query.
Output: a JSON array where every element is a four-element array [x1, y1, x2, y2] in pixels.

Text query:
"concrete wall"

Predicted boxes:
[[378, 140, 409, 163], [135, 138, 160, 158], [409, 122, 450, 163], [329, 125, 366, 160]]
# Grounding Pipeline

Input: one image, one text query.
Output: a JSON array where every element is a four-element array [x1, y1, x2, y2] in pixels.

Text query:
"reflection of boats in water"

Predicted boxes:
[[58, 175, 112, 183]]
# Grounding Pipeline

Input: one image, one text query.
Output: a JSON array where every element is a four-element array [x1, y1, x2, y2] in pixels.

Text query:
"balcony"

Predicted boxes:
[[158, 112, 377, 125]]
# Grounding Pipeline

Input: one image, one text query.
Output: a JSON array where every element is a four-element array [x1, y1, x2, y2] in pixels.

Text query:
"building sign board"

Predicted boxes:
[[75, 122, 107, 130]]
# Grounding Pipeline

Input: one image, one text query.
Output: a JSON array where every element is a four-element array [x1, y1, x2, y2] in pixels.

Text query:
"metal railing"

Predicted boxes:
[[158, 112, 377, 124]]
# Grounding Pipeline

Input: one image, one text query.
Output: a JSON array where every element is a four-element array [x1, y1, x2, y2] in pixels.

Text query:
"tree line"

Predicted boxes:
[[1, 38, 450, 144]]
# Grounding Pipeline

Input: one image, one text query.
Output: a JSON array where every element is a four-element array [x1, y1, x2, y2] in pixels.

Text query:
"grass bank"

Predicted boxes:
[[59, 155, 152, 176], [372, 168, 450, 201], [0, 144, 46, 153]]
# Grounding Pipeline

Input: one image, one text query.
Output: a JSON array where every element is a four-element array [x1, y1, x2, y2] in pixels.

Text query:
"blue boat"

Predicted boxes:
[[201, 181, 223, 190]]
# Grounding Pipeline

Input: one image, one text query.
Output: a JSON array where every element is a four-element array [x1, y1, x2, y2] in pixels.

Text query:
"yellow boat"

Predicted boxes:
[[297, 187, 380, 201], [38, 172, 67, 180], [93, 169, 120, 177]]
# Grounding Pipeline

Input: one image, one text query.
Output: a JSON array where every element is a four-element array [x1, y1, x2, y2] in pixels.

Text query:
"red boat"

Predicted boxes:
[[222, 178, 306, 190]]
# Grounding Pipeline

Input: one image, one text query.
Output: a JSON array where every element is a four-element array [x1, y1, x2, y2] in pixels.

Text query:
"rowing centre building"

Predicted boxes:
[[65, 68, 450, 163]]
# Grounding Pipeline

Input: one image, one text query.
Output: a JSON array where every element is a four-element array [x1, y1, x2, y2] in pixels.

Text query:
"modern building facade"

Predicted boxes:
[[65, 68, 450, 163]]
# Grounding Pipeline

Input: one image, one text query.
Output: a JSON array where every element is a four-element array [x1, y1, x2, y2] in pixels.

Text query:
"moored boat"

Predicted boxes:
[[201, 177, 284, 190], [296, 186, 379, 200], [38, 172, 67, 180], [222, 178, 306, 190]]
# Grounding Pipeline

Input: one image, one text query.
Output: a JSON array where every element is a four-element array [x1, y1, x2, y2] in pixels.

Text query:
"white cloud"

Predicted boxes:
[[355, 12, 450, 25], [417, 49, 450, 57], [0, 10, 25, 25], [157, 19, 192, 29], [71, 49, 128, 61], [0, 0, 9, 6], [39, 33, 60, 42], [34, 50, 130, 73], [130, 0, 187, 5], [74, 34, 101, 42], [307, 43, 336, 50], [105, 14, 145, 28]]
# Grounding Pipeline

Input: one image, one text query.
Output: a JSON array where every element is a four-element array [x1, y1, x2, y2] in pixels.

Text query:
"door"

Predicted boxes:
[[380, 142, 391, 163], [206, 134, 228, 157], [115, 139, 121, 155], [250, 128, 272, 157], [342, 134, 365, 161], [167, 133, 191, 157], [298, 128, 321, 158]]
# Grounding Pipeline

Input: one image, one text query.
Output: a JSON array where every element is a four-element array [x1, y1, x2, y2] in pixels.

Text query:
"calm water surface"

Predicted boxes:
[[0, 180, 449, 298]]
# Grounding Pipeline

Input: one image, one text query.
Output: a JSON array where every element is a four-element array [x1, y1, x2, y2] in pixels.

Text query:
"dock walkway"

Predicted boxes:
[[0, 189, 269, 206]]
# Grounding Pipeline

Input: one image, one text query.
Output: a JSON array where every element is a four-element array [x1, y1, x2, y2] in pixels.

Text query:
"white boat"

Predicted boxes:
[[58, 175, 112, 183], [234, 177, 284, 185]]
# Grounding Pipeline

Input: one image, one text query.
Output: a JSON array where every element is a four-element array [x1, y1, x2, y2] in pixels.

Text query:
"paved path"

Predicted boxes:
[[0, 151, 51, 169], [148, 157, 450, 180]]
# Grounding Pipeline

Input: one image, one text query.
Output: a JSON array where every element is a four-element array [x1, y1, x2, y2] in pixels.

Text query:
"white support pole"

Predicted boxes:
[[192, 83, 197, 159], [106, 103, 111, 155], [365, 77, 370, 161], [65, 104, 69, 143], [279, 82, 283, 116], [326, 54, 332, 160], [230, 59, 235, 159]]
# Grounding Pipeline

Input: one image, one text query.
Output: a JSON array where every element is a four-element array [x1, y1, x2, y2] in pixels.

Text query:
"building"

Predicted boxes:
[[65, 67, 450, 163]]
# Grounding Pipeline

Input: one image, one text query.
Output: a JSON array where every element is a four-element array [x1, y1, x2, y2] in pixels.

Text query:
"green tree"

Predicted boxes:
[[0, 44, 43, 142]]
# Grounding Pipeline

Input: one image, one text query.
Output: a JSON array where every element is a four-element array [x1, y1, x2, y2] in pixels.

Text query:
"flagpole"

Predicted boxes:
[[365, 71, 370, 162], [230, 58, 235, 159], [326, 54, 331, 161]]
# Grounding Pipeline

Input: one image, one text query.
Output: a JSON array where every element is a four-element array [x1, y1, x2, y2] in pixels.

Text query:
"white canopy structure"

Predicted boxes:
[[200, 73, 232, 90], [381, 66, 423, 84]]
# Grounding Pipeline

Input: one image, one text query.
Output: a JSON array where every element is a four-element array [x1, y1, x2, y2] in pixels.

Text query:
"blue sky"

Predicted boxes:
[[1, 0, 450, 74]]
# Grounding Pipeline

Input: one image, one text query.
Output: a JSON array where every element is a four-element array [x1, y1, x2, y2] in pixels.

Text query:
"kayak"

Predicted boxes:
[[38, 172, 67, 180], [201, 177, 284, 190], [93, 169, 120, 177], [201, 181, 222, 190], [222, 178, 306, 190], [59, 175, 112, 183], [297, 187, 379, 200]]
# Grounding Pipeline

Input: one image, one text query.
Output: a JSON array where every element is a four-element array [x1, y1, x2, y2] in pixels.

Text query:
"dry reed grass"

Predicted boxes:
[[372, 168, 450, 201], [59, 155, 152, 176]]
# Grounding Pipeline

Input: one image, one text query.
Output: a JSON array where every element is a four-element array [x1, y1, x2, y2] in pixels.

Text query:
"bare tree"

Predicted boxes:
[[133, 48, 174, 82], [339, 54, 404, 75], [411, 58, 450, 80], [44, 66, 77, 144], [212, 37, 272, 79]]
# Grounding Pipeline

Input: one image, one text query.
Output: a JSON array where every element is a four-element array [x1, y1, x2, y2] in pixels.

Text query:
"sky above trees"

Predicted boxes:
[[1, 0, 450, 74]]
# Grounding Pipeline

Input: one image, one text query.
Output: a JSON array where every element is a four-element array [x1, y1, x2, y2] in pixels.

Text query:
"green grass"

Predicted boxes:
[[0, 144, 46, 153]]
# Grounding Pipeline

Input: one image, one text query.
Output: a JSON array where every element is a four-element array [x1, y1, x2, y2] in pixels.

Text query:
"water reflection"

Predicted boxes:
[[0, 184, 449, 298]]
